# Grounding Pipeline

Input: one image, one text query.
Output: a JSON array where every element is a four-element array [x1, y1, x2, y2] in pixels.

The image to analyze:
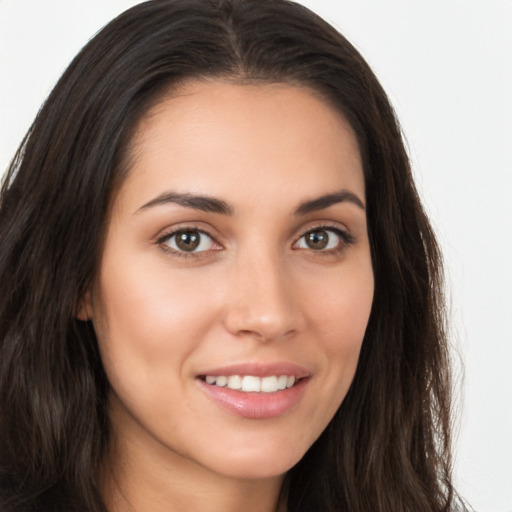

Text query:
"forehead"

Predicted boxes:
[[118, 80, 365, 212]]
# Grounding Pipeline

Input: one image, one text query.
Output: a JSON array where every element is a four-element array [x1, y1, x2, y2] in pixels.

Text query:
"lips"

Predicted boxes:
[[197, 362, 311, 419]]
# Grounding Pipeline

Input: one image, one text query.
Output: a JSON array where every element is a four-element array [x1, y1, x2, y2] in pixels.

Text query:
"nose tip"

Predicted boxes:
[[222, 258, 303, 343], [225, 310, 296, 343]]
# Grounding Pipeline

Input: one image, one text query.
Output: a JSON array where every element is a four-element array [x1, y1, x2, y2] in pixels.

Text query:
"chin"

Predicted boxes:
[[194, 433, 311, 481]]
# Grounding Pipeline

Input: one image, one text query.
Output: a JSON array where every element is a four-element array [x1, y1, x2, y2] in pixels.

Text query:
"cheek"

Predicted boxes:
[[303, 258, 374, 403], [91, 255, 221, 385], [306, 260, 374, 346]]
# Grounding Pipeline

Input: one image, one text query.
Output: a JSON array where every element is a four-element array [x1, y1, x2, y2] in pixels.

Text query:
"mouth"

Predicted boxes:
[[196, 365, 311, 419], [199, 374, 300, 393]]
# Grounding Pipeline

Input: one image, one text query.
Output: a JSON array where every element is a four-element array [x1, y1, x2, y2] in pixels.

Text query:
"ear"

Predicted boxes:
[[77, 289, 94, 321]]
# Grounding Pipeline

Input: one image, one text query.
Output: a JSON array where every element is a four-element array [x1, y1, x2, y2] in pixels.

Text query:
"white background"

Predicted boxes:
[[1, 1, 511, 511]]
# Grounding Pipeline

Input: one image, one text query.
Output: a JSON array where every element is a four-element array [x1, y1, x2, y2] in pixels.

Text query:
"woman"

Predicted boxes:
[[0, 0, 462, 510]]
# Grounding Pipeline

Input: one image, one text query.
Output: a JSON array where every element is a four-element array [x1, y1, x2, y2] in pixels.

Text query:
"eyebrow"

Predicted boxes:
[[294, 190, 365, 215], [135, 188, 364, 216], [136, 192, 233, 215]]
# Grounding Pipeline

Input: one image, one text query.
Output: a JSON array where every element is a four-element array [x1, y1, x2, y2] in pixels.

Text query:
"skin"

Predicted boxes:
[[81, 81, 374, 512]]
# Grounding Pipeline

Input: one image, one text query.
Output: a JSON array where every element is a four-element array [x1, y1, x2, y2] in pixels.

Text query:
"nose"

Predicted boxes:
[[222, 250, 305, 343]]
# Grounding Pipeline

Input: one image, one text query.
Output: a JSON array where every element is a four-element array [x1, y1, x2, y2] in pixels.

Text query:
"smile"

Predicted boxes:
[[202, 375, 297, 393]]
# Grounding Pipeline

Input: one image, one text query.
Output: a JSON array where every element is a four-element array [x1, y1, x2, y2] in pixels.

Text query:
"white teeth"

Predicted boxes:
[[215, 375, 228, 387], [241, 375, 261, 392], [227, 375, 242, 390], [261, 376, 278, 393], [277, 375, 288, 390], [203, 374, 298, 393]]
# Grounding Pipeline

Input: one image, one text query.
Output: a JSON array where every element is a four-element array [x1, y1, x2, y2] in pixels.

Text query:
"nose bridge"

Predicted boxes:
[[223, 243, 301, 342]]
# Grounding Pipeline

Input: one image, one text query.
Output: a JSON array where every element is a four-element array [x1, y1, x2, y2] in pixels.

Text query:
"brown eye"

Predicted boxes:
[[296, 228, 348, 251], [163, 230, 215, 253], [304, 230, 329, 250]]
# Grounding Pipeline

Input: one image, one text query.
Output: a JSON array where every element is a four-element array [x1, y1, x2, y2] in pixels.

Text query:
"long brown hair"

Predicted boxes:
[[0, 1, 459, 510]]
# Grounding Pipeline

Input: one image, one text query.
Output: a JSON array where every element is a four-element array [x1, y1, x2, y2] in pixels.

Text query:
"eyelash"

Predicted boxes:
[[156, 227, 219, 258], [294, 225, 355, 255], [155, 224, 355, 258]]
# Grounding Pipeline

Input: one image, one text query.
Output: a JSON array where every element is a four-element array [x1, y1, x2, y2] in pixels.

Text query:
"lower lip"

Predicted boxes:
[[198, 378, 309, 419]]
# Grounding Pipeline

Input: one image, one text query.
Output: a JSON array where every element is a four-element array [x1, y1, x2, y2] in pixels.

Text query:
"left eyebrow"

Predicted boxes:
[[294, 190, 365, 215]]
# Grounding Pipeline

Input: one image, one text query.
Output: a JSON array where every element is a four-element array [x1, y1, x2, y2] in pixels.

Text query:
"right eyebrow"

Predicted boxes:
[[134, 192, 234, 215]]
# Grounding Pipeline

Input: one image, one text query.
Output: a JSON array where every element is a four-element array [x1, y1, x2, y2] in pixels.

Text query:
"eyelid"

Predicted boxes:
[[294, 222, 353, 241], [155, 224, 223, 257], [153, 221, 354, 258], [292, 223, 355, 251]]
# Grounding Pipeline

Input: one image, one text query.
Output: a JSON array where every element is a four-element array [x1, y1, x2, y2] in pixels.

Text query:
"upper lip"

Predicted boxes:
[[197, 362, 312, 379]]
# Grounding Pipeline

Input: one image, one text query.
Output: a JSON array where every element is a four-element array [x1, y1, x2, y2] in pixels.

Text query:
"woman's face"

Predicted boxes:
[[84, 81, 374, 481]]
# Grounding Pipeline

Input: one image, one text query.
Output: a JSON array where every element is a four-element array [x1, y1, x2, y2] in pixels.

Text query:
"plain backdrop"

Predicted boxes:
[[1, 1, 511, 511]]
